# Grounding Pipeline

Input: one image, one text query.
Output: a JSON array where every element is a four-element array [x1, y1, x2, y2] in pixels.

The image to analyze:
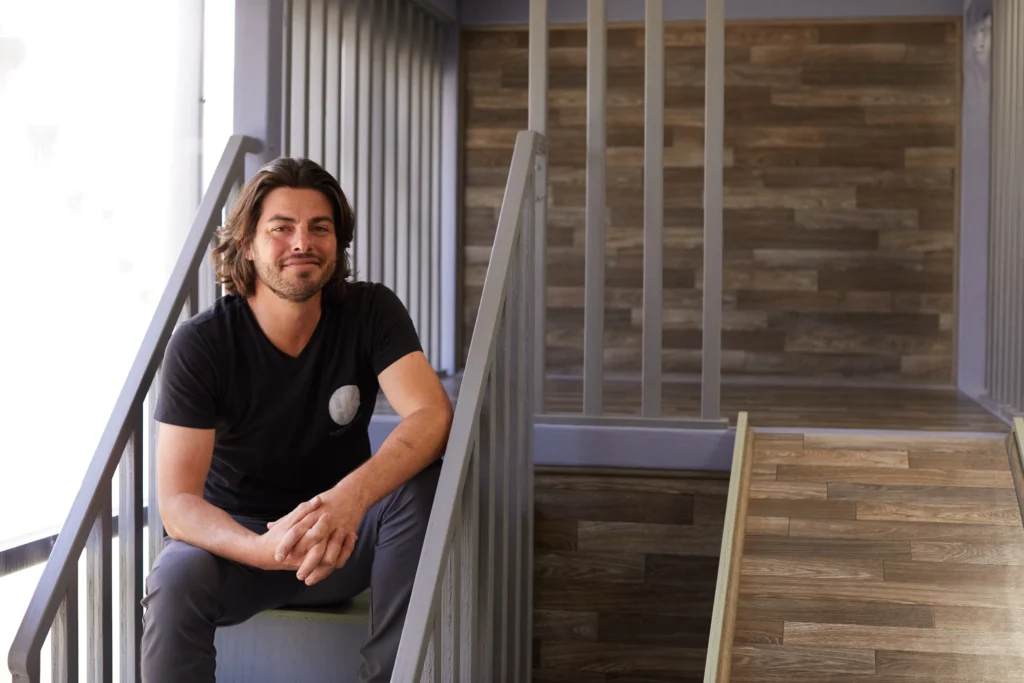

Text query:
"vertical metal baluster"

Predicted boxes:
[[396, 3, 412, 305], [119, 409, 144, 683], [503, 295, 513, 683], [289, 0, 310, 159], [433, 563, 443, 683], [1011, 0, 1023, 412], [281, 0, 293, 158], [583, 0, 606, 417], [430, 21, 443, 369], [51, 576, 78, 683], [306, 0, 326, 164], [147, 370, 162, 573], [529, 0, 548, 415], [408, 8, 423, 329], [991, 0, 1007, 407], [522, 163, 537, 683], [643, 0, 664, 418], [88, 481, 113, 683], [383, 0, 399, 292], [466, 432, 480, 682], [420, 18, 435, 359], [187, 269, 199, 320], [356, 0, 373, 280], [341, 0, 360, 237], [702, 0, 725, 421], [324, 0, 341, 178], [370, 0, 386, 284], [453, 474, 465, 683], [446, 520, 457, 682], [487, 348, 498, 681]]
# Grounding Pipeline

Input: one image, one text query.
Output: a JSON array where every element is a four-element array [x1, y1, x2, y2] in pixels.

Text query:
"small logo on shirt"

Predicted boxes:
[[328, 385, 360, 432]]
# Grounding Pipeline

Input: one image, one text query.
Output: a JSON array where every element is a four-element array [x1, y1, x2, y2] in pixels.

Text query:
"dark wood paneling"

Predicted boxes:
[[533, 470, 727, 682], [461, 19, 961, 383]]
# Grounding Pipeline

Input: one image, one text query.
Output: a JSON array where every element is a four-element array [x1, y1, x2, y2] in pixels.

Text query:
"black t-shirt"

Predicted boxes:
[[154, 281, 422, 521]]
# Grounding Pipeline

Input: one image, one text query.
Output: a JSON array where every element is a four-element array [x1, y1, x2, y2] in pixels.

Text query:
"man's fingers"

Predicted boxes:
[[320, 528, 345, 568], [296, 540, 327, 583], [274, 511, 329, 562], [303, 564, 332, 586], [283, 513, 333, 563], [335, 531, 357, 569], [303, 533, 343, 586]]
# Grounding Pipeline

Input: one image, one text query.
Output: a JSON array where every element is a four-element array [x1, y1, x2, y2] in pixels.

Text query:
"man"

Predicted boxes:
[[140, 157, 453, 683]]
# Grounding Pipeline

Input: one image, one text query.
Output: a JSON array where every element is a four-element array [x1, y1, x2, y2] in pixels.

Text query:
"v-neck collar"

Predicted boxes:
[[241, 297, 329, 361]]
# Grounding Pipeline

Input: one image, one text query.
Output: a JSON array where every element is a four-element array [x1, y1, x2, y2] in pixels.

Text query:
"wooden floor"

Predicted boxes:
[[532, 469, 727, 682], [379, 376, 1008, 433], [729, 431, 1024, 682], [542, 379, 1007, 432]]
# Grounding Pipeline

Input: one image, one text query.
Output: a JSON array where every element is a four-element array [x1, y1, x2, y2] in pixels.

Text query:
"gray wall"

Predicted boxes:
[[958, 0, 993, 399], [461, 0, 964, 25], [416, 0, 457, 22]]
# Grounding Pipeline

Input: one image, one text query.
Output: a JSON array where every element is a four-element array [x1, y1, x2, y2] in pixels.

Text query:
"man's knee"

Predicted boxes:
[[142, 540, 221, 624]]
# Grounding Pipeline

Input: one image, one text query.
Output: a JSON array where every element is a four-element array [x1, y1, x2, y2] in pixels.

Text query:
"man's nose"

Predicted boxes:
[[291, 226, 312, 251]]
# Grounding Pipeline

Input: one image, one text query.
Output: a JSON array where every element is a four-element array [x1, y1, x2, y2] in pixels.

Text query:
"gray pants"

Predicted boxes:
[[140, 461, 440, 683]]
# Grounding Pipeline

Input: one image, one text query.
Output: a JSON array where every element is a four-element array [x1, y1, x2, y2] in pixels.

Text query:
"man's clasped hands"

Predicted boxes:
[[254, 486, 366, 586]]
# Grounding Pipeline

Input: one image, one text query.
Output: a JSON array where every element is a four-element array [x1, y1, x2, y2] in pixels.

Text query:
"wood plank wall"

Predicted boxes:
[[533, 469, 727, 682], [460, 18, 962, 384]]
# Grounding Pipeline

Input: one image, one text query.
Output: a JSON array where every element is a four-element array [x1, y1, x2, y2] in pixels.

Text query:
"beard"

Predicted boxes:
[[253, 253, 337, 303]]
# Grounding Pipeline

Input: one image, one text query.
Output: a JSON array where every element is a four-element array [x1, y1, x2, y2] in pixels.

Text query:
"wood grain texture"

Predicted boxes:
[[729, 431, 1024, 682], [533, 468, 728, 682], [460, 19, 961, 383], [376, 378, 1008, 433]]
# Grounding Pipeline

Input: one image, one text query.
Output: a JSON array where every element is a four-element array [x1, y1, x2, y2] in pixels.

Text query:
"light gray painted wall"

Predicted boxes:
[[958, 0, 993, 399], [460, 0, 963, 25]]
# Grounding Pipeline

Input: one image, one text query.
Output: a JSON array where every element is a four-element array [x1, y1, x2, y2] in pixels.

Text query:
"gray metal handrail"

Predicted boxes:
[[392, 129, 543, 681], [7, 134, 259, 683]]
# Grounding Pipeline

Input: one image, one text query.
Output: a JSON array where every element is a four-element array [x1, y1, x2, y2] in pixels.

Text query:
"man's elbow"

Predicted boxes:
[[424, 397, 454, 457], [157, 492, 190, 543]]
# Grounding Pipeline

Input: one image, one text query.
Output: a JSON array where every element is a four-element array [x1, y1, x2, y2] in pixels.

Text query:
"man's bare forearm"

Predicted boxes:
[[332, 405, 452, 512], [161, 494, 265, 567]]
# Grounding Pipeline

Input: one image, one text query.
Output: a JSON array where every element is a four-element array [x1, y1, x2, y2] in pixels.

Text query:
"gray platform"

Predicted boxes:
[[214, 591, 370, 682]]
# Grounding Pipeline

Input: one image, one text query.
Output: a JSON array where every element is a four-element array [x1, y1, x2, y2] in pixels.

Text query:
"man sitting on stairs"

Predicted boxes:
[[139, 157, 453, 683]]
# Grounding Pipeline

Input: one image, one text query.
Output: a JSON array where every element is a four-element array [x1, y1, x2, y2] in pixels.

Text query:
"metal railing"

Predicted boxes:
[[524, 0, 726, 423], [984, 0, 1024, 418], [280, 0, 448, 371], [393, 129, 542, 682], [6, 134, 257, 683]]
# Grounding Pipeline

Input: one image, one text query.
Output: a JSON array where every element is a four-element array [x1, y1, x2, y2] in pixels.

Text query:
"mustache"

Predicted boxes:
[[279, 254, 325, 266]]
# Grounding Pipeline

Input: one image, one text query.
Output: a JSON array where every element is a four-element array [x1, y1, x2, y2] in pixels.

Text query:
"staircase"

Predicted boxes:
[[12, 0, 1024, 681], [5, 0, 731, 678]]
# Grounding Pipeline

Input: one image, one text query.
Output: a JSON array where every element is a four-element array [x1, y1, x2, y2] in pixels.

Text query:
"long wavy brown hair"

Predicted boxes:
[[212, 157, 356, 303]]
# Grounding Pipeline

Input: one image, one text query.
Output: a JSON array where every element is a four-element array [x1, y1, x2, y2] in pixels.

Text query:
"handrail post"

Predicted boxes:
[[529, 0, 548, 417], [392, 130, 540, 682], [701, 0, 725, 421]]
